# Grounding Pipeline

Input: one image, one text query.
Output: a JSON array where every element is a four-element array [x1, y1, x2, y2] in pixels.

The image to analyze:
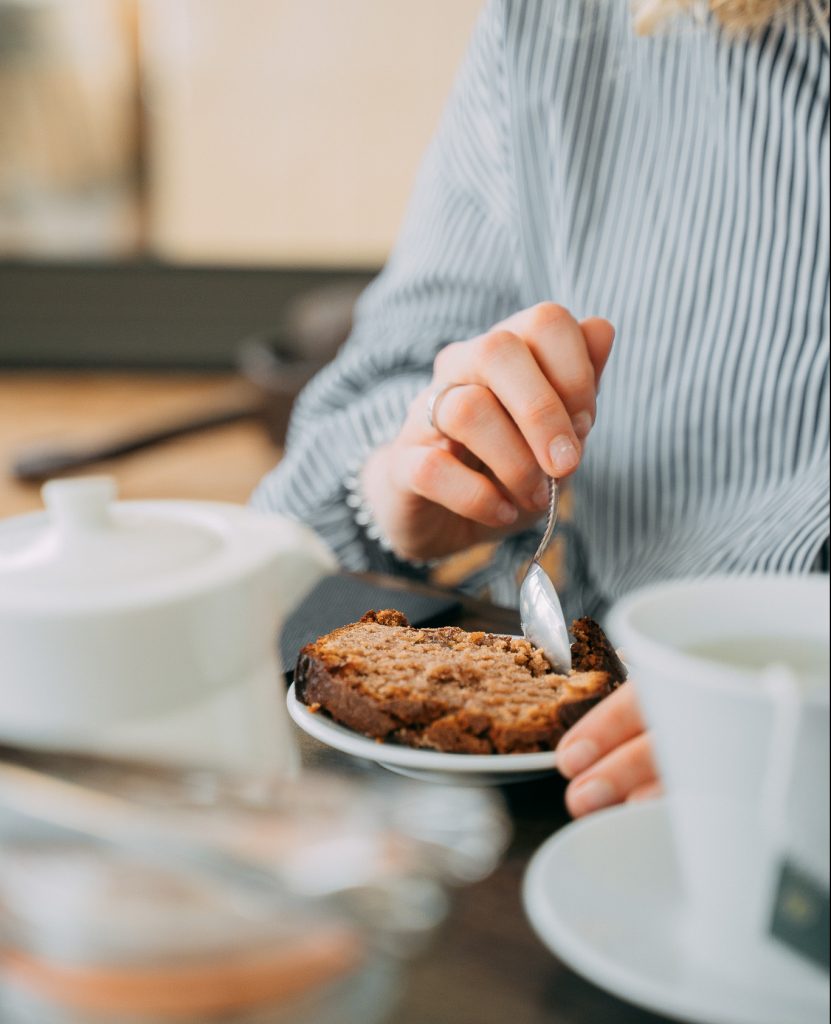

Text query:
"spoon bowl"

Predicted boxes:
[[519, 479, 572, 674]]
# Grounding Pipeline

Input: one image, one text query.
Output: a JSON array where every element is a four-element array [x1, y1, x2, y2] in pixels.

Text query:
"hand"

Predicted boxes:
[[361, 303, 615, 561], [556, 682, 662, 817]]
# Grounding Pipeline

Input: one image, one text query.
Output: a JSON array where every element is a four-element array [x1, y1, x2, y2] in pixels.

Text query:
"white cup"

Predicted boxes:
[[609, 574, 830, 989]]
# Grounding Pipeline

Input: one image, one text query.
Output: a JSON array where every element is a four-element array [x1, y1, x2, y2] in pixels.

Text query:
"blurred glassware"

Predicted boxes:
[[0, 749, 511, 1024], [0, 0, 141, 257]]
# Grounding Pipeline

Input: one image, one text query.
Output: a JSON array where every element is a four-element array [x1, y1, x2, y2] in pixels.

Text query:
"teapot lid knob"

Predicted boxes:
[[41, 477, 117, 534]]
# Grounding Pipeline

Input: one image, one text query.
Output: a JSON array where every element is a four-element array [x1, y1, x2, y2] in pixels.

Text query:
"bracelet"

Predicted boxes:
[[344, 466, 395, 552]]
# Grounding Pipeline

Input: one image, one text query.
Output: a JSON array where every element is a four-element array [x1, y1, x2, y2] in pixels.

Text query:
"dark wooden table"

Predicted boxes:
[[295, 574, 671, 1024]]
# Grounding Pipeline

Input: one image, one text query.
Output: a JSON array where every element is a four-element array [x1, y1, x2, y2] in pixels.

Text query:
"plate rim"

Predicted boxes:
[[286, 682, 559, 774]]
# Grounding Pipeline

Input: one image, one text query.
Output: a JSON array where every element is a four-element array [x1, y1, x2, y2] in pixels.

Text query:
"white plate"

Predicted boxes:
[[522, 798, 830, 1024], [286, 683, 557, 785]]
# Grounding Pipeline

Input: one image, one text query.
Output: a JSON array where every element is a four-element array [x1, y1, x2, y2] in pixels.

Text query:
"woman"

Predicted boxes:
[[254, 0, 830, 815]]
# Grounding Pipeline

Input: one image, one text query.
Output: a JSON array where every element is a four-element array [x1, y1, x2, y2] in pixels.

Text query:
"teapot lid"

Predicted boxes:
[[0, 476, 322, 613]]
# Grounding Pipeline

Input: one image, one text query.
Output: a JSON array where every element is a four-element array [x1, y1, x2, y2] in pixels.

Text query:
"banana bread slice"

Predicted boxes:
[[294, 610, 626, 755]]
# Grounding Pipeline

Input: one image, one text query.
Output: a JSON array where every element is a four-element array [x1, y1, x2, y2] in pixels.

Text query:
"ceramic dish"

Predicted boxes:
[[286, 684, 557, 786], [522, 798, 830, 1024]]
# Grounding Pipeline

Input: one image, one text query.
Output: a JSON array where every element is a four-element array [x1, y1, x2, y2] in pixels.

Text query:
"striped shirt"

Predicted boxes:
[[253, 0, 830, 621]]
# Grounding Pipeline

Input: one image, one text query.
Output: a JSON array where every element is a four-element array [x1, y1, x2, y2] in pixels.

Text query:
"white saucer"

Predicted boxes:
[[286, 684, 557, 785], [522, 799, 830, 1024]]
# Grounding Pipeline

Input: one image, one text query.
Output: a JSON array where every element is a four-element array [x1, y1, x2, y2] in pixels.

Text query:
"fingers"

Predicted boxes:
[[391, 445, 520, 528], [500, 304, 602, 441], [433, 303, 616, 478], [627, 781, 663, 803], [564, 732, 659, 818], [556, 682, 645, 779], [435, 329, 582, 478], [557, 683, 660, 819], [427, 384, 550, 512]]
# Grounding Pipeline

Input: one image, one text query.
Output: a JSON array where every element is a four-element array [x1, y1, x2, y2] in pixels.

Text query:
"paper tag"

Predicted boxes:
[[769, 860, 830, 972]]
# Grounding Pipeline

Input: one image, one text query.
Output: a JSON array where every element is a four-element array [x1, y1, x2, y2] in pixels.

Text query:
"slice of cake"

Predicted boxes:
[[294, 610, 626, 755]]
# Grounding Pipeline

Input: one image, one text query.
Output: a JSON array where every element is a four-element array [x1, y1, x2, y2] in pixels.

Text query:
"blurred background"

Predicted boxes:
[[0, 0, 482, 517]]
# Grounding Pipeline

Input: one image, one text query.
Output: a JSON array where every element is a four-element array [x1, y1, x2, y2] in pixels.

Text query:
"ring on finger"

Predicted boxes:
[[426, 381, 467, 438]]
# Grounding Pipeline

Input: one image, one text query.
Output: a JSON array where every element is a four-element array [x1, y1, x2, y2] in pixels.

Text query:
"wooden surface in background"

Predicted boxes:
[[0, 372, 280, 518]]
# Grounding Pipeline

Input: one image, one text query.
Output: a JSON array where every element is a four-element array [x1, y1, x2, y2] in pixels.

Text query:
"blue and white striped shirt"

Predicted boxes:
[[253, 0, 830, 620]]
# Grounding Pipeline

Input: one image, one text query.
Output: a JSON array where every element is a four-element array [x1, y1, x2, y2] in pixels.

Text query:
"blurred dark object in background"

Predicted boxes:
[[0, 262, 374, 368], [5, 275, 371, 481]]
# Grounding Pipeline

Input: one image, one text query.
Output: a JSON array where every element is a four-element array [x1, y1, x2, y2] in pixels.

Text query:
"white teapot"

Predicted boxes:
[[0, 477, 336, 776]]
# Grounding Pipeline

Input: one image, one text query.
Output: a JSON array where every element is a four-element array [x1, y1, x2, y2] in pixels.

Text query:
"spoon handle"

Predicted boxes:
[[532, 478, 559, 563]]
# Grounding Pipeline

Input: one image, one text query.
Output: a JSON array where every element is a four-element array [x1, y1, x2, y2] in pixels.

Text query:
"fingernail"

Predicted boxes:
[[532, 480, 551, 510], [557, 738, 599, 779], [496, 501, 518, 525], [572, 410, 594, 441], [549, 435, 580, 476], [568, 777, 616, 815]]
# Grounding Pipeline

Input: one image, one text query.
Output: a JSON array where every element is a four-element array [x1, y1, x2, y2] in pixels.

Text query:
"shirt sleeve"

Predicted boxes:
[[251, 0, 522, 571]]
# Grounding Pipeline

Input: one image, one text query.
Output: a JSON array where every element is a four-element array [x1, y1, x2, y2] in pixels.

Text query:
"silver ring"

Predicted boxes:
[[426, 381, 466, 437]]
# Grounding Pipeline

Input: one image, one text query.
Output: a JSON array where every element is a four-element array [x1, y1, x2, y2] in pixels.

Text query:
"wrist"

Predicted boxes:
[[344, 449, 395, 553], [346, 447, 436, 569]]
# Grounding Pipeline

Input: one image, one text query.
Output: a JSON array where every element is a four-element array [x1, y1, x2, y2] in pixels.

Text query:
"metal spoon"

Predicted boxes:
[[519, 478, 572, 674]]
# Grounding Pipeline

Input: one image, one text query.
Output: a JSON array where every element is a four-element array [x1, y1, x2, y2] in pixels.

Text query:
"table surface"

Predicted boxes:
[[0, 371, 280, 518], [297, 576, 670, 1024]]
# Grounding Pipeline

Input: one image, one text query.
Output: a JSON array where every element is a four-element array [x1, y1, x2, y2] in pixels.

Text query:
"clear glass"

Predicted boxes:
[[0, 753, 510, 1024]]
